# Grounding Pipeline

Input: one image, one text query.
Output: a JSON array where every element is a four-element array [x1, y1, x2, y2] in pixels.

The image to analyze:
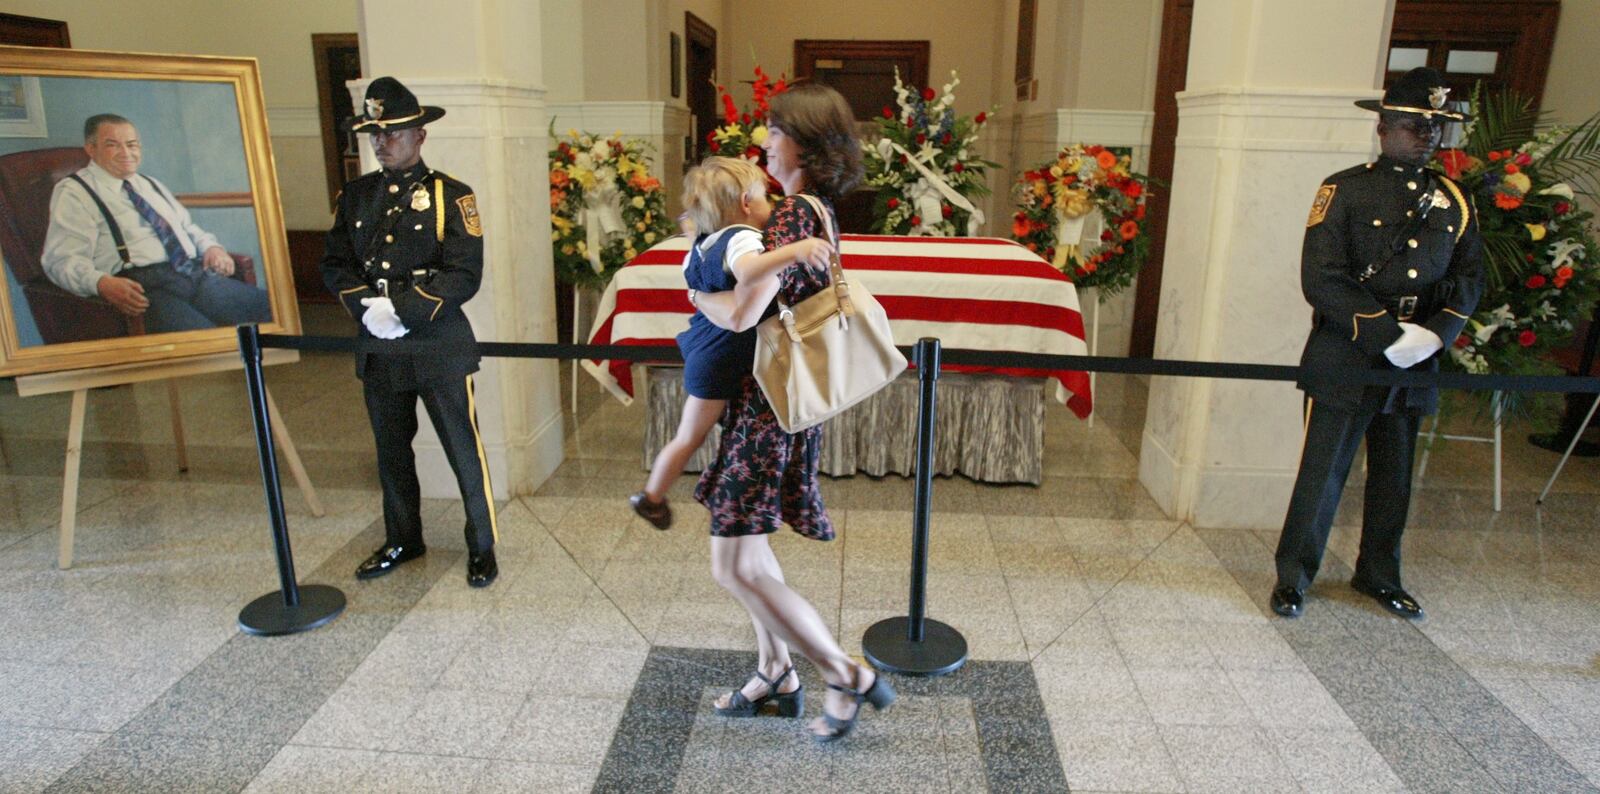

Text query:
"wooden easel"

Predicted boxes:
[[14, 349, 323, 569]]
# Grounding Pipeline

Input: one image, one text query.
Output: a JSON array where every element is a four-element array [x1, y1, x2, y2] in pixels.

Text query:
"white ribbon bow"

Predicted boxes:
[[580, 170, 627, 274], [880, 139, 984, 236]]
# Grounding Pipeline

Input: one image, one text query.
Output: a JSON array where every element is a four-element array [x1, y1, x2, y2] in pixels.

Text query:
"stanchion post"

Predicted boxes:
[[863, 337, 969, 677], [235, 325, 346, 636]]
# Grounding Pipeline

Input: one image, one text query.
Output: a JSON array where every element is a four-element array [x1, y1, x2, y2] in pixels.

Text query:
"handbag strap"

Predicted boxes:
[[793, 193, 854, 317]]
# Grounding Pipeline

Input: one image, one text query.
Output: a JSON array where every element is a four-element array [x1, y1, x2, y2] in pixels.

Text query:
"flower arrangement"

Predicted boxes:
[[549, 129, 676, 290], [705, 65, 787, 192], [1430, 89, 1600, 387], [862, 69, 997, 237], [1009, 144, 1156, 297]]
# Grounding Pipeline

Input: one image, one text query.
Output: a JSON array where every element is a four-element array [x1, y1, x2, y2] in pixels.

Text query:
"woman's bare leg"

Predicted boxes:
[[643, 396, 725, 501], [710, 534, 874, 732]]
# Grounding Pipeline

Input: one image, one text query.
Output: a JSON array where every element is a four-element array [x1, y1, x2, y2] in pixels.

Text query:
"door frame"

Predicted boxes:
[[793, 40, 929, 91]]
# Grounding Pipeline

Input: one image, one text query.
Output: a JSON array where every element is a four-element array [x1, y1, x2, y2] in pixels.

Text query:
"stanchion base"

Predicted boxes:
[[238, 584, 346, 637], [863, 617, 968, 677]]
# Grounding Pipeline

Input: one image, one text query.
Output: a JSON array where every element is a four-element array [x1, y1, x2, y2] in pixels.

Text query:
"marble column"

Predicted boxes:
[[1138, 0, 1394, 528], [355, 0, 564, 498]]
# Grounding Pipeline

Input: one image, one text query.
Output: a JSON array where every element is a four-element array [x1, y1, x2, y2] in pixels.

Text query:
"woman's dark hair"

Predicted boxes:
[[766, 83, 863, 200]]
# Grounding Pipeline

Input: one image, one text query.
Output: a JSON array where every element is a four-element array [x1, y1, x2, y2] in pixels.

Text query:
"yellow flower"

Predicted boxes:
[[1503, 172, 1532, 194], [550, 230, 561, 242], [1526, 223, 1547, 241], [561, 244, 574, 254], [1049, 165, 1063, 178], [635, 221, 647, 232], [624, 248, 637, 259], [750, 125, 769, 146], [576, 241, 588, 255], [567, 128, 580, 139], [644, 231, 657, 244], [552, 217, 573, 236], [631, 196, 646, 209]]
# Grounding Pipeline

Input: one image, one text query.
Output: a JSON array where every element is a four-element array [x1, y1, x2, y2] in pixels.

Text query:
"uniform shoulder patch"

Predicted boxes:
[[1307, 184, 1337, 227], [456, 194, 483, 237]]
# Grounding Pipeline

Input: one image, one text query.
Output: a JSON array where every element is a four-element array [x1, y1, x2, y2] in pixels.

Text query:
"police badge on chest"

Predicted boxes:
[[411, 187, 431, 212]]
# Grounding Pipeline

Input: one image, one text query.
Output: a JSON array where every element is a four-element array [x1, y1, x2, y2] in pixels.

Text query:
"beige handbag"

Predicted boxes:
[[753, 194, 908, 433]]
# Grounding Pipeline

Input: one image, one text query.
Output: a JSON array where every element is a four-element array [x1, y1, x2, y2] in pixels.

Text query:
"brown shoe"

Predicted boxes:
[[629, 492, 673, 530]]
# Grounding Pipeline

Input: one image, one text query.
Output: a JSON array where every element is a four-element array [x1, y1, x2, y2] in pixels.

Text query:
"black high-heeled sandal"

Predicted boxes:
[[713, 665, 804, 718], [813, 667, 896, 743]]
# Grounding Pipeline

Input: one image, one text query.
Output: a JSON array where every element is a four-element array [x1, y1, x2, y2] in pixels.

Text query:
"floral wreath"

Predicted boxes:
[[549, 129, 676, 290], [862, 69, 996, 237], [705, 65, 787, 195], [1010, 144, 1155, 297], [1430, 87, 1600, 391]]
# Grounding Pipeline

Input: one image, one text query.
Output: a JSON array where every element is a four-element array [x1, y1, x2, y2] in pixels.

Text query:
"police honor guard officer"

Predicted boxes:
[[321, 77, 499, 587], [1271, 68, 1484, 619]]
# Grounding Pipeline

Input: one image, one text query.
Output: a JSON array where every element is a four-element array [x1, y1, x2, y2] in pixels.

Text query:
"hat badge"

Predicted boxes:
[[1428, 86, 1450, 111], [365, 97, 385, 120]]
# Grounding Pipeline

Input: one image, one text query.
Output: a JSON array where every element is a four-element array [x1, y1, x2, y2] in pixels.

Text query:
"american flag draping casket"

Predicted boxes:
[[581, 234, 1093, 419]]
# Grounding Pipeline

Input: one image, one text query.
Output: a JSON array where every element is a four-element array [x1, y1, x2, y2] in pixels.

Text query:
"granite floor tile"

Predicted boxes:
[[240, 745, 382, 794], [1054, 721, 1186, 793], [0, 726, 108, 793], [1158, 724, 1299, 794], [1267, 727, 1406, 794], [42, 732, 280, 794]]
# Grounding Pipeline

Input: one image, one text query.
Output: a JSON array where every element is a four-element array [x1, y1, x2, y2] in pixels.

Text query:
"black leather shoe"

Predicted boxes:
[[467, 549, 498, 588], [1351, 578, 1423, 619], [355, 544, 425, 580], [1270, 585, 1304, 618]]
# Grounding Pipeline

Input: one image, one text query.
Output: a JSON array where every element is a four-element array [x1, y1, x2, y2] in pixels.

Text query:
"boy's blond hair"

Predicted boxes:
[[682, 157, 767, 235]]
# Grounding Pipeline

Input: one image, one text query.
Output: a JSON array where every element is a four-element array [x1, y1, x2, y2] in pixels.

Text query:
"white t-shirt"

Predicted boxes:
[[681, 225, 765, 280]]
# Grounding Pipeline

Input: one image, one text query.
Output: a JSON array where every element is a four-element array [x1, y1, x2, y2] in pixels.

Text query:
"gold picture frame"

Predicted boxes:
[[0, 45, 298, 377]]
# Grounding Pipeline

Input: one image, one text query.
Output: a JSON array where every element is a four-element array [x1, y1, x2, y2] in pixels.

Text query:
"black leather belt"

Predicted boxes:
[[1380, 295, 1421, 322]]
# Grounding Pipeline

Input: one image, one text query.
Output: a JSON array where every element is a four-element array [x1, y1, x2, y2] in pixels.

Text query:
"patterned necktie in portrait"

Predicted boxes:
[[122, 180, 198, 275]]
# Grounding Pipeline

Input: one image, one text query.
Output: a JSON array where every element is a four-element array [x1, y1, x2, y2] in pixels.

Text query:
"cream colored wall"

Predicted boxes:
[[1072, 0, 1162, 111], [1544, 0, 1600, 126], [9, 0, 360, 231], [724, 0, 1002, 116], [542, 0, 587, 103]]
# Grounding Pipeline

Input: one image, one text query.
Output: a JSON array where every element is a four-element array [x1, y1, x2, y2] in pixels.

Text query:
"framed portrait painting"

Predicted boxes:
[[0, 46, 298, 377]]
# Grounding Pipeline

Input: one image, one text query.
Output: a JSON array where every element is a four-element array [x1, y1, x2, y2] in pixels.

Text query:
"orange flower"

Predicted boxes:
[[1095, 150, 1118, 170], [550, 188, 566, 209], [1493, 192, 1523, 210], [1119, 220, 1139, 241], [1013, 216, 1031, 238], [550, 170, 570, 188], [1504, 163, 1519, 175]]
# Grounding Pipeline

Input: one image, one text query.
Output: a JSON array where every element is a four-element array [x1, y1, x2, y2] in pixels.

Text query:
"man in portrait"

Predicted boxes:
[[40, 113, 271, 333]]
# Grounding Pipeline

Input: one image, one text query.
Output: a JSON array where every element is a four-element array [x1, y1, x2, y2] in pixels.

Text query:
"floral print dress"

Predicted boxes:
[[694, 194, 835, 540]]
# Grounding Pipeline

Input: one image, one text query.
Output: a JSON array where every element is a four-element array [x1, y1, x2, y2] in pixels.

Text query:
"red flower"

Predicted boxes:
[[1488, 151, 1503, 162], [1556, 265, 1575, 287], [1454, 334, 1471, 349], [1504, 163, 1520, 175], [1556, 201, 1572, 215], [1515, 152, 1533, 166], [741, 112, 751, 124], [1436, 149, 1471, 179], [1044, 247, 1055, 260], [1085, 262, 1098, 273], [1526, 274, 1547, 289], [941, 132, 952, 145], [1519, 330, 1537, 347], [882, 106, 893, 118], [709, 140, 720, 152], [953, 162, 965, 172], [1074, 266, 1087, 278], [942, 204, 953, 218], [1119, 221, 1140, 241], [910, 214, 922, 226], [745, 146, 762, 159], [1123, 182, 1143, 199], [915, 133, 926, 145], [888, 197, 901, 210], [1135, 204, 1147, 220], [975, 112, 988, 124], [1101, 230, 1114, 242], [1012, 216, 1030, 237], [1494, 193, 1523, 210], [921, 87, 936, 101], [706, 130, 717, 142]]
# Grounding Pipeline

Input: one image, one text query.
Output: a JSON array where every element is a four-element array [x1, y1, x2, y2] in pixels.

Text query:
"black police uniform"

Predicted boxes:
[[320, 78, 497, 582], [1274, 142, 1484, 605]]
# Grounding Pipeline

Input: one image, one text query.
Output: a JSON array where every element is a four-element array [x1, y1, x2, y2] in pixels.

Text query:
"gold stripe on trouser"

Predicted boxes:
[[1298, 399, 1315, 462], [465, 375, 500, 543]]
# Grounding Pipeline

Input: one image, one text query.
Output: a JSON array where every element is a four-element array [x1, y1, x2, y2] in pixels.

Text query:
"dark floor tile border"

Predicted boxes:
[[1195, 528, 1597, 794], [43, 522, 456, 794], [593, 647, 1068, 794]]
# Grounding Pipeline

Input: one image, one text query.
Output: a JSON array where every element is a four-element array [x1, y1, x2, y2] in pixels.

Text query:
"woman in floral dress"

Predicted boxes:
[[690, 83, 895, 742]]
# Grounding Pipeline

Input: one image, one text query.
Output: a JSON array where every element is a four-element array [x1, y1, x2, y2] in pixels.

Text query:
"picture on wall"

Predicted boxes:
[[0, 45, 298, 377]]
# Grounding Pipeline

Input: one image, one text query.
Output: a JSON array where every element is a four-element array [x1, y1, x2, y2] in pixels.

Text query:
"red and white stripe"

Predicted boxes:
[[582, 234, 1092, 418]]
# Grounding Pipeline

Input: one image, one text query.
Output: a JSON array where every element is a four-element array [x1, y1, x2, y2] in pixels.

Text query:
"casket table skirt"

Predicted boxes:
[[581, 234, 1092, 485]]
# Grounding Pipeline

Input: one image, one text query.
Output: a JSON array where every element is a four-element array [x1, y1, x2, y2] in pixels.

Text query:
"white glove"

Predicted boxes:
[[1384, 321, 1442, 369], [359, 297, 409, 340]]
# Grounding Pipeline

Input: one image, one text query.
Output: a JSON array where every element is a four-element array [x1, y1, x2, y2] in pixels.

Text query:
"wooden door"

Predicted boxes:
[[1129, 0, 1191, 359], [685, 12, 718, 165], [793, 40, 929, 234]]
